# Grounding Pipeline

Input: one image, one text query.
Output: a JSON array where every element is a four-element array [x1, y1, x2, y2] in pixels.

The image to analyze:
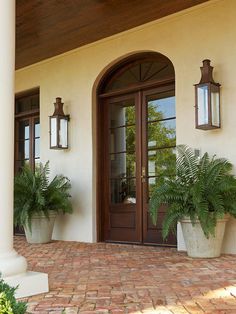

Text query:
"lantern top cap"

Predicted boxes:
[[198, 59, 220, 86], [52, 97, 65, 116], [55, 97, 63, 103], [202, 59, 211, 66]]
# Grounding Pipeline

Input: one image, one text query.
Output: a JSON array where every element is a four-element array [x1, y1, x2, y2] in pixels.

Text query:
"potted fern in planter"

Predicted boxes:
[[150, 145, 236, 258], [14, 161, 73, 244]]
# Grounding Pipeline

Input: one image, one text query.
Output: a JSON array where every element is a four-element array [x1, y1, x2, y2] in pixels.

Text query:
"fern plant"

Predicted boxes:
[[0, 278, 27, 314], [14, 161, 72, 230], [150, 145, 236, 239]]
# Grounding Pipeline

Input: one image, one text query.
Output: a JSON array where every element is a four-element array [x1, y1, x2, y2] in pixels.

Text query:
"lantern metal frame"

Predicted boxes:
[[194, 59, 221, 130], [49, 97, 70, 149]]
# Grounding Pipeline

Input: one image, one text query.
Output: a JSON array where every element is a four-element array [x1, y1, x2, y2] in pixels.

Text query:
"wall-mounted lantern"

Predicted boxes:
[[195, 59, 221, 130], [49, 97, 70, 149]]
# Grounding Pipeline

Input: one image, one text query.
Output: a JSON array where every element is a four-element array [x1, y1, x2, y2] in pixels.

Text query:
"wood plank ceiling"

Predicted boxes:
[[16, 0, 209, 69]]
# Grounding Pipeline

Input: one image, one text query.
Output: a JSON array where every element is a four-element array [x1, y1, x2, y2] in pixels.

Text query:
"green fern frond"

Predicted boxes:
[[14, 162, 73, 229], [162, 204, 183, 240], [149, 145, 236, 240]]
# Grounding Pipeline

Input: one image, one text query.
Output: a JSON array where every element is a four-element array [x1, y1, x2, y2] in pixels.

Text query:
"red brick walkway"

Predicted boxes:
[[15, 236, 236, 314]]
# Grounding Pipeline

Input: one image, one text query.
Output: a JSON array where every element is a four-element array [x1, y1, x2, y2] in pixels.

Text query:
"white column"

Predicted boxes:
[[0, 0, 27, 277], [0, 1, 48, 298]]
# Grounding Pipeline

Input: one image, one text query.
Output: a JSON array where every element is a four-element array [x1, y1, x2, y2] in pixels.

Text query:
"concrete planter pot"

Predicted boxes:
[[180, 216, 229, 258], [24, 212, 57, 244]]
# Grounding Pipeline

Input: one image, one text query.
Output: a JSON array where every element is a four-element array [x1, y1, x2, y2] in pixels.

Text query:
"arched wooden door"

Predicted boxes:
[[97, 53, 176, 246]]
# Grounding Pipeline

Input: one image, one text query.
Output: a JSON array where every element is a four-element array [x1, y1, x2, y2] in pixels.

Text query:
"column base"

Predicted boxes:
[[0, 249, 27, 277], [4, 271, 49, 298]]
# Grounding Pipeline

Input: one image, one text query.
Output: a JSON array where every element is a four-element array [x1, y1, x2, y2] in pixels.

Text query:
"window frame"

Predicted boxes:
[[14, 88, 40, 173]]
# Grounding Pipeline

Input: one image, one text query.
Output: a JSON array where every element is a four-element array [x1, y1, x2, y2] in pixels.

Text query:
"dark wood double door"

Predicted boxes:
[[101, 84, 176, 245]]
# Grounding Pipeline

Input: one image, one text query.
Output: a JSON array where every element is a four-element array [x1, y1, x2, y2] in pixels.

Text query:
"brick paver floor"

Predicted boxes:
[[15, 236, 236, 314]]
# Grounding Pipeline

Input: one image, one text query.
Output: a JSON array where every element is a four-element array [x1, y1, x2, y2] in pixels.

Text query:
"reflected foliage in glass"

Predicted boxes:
[[148, 148, 176, 177], [146, 92, 176, 203], [147, 94, 176, 150], [148, 120, 176, 149]]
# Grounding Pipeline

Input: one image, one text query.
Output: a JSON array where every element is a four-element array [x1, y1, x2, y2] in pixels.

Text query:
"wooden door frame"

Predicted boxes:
[[96, 81, 175, 242], [96, 53, 175, 243]]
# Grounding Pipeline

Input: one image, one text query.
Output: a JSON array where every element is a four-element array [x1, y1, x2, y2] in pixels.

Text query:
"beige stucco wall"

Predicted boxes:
[[15, 0, 236, 253]]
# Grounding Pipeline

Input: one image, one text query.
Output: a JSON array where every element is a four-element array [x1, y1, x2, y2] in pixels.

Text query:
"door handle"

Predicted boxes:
[[141, 166, 146, 183]]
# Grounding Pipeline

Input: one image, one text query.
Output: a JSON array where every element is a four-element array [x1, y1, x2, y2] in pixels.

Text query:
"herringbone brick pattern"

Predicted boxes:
[[15, 236, 236, 314]]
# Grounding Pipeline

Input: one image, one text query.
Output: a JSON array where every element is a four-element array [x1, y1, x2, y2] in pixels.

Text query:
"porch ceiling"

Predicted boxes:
[[16, 0, 209, 69]]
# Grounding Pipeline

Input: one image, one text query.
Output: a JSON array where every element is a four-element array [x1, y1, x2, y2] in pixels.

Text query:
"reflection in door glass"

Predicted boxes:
[[148, 95, 175, 121], [110, 178, 136, 204], [110, 126, 135, 153], [148, 148, 176, 177], [35, 122, 40, 138], [110, 152, 136, 178], [148, 120, 176, 149], [19, 121, 29, 140], [109, 98, 136, 204], [18, 140, 29, 160], [34, 138, 40, 158], [110, 100, 135, 127], [24, 140, 30, 159], [147, 91, 176, 203]]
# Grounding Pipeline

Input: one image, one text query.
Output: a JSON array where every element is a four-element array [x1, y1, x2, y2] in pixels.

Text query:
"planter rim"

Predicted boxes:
[[30, 211, 57, 219], [180, 215, 230, 223]]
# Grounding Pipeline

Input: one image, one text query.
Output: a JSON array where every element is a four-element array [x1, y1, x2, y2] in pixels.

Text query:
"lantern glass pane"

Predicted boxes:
[[197, 85, 208, 125], [50, 117, 57, 147], [59, 118, 68, 148], [211, 88, 220, 127]]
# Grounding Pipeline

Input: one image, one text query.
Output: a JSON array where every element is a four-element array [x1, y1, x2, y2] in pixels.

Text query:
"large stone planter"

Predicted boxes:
[[180, 216, 229, 258], [24, 212, 57, 244]]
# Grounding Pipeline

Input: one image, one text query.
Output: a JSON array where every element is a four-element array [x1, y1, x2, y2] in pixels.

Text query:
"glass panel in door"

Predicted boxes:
[[34, 117, 40, 166], [105, 95, 141, 243], [15, 119, 30, 171], [15, 116, 40, 173], [109, 99, 136, 204], [142, 88, 177, 245]]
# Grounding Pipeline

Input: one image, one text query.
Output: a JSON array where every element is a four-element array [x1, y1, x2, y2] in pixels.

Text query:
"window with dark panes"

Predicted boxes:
[[15, 89, 40, 173]]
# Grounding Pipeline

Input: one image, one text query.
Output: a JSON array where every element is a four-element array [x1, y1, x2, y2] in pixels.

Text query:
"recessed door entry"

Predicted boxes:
[[100, 85, 176, 245]]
